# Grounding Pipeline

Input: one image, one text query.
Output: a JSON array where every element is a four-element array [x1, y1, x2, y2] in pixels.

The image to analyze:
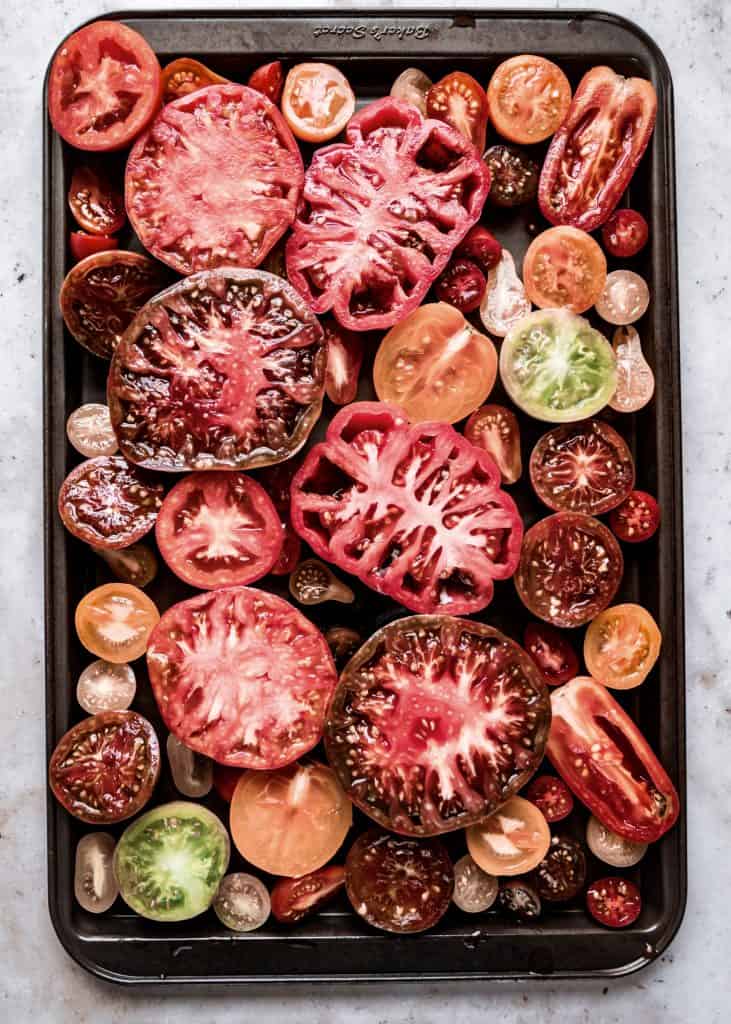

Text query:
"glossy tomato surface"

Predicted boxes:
[[285, 97, 490, 331], [147, 587, 337, 769], [523, 227, 607, 314], [523, 622, 579, 686], [539, 67, 657, 231], [434, 259, 486, 314], [68, 164, 125, 235], [484, 144, 539, 208], [69, 232, 118, 261], [464, 404, 522, 485], [609, 490, 661, 542], [426, 71, 488, 150], [270, 864, 345, 923], [601, 209, 649, 258], [325, 615, 550, 836], [161, 57, 228, 103], [323, 320, 364, 406], [586, 877, 642, 928], [48, 21, 161, 151], [282, 63, 355, 142], [547, 676, 680, 842], [583, 603, 661, 689], [107, 269, 326, 472], [532, 835, 587, 902], [248, 61, 284, 104], [290, 402, 523, 616], [609, 326, 655, 414], [126, 84, 303, 275], [524, 774, 574, 823], [479, 250, 531, 339], [155, 472, 283, 589], [487, 55, 571, 144]]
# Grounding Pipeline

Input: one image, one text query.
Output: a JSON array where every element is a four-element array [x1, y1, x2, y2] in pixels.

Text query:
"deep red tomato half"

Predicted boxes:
[[609, 490, 661, 543], [290, 402, 523, 616], [547, 676, 680, 843], [69, 232, 118, 261], [286, 97, 490, 331], [586, 877, 642, 929], [48, 21, 162, 151], [426, 71, 488, 151], [523, 622, 579, 686], [248, 61, 284, 104], [539, 67, 657, 232], [271, 865, 345, 923], [602, 209, 649, 259], [524, 774, 574, 823]]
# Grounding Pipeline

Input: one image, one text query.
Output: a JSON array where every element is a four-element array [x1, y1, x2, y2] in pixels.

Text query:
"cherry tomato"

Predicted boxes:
[[464, 404, 522, 485], [76, 659, 136, 714], [479, 250, 531, 338], [523, 227, 607, 314], [69, 231, 119, 263], [68, 163, 125, 235], [95, 542, 158, 588], [289, 559, 354, 606], [74, 832, 118, 913], [456, 225, 502, 273], [586, 816, 648, 868], [452, 854, 498, 913], [466, 796, 551, 876], [609, 490, 661, 543], [282, 63, 355, 142], [427, 71, 488, 151], [373, 302, 497, 424], [434, 258, 486, 313], [162, 57, 228, 103], [214, 873, 270, 932], [595, 270, 650, 326], [609, 326, 655, 414], [323, 320, 364, 405], [524, 775, 574, 823], [602, 209, 649, 258], [586, 877, 642, 929], [248, 61, 284, 104], [66, 404, 118, 458], [212, 764, 244, 804], [533, 835, 587, 903], [523, 622, 580, 685], [484, 144, 539, 207], [390, 67, 432, 116], [584, 603, 661, 690], [271, 864, 346, 923], [75, 583, 160, 663], [497, 879, 542, 920], [487, 55, 571, 144]]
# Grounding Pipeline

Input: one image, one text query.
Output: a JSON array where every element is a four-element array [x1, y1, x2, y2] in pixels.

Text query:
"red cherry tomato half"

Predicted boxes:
[[456, 225, 502, 273], [609, 490, 661, 543], [586, 877, 642, 929], [248, 61, 284, 104], [70, 232, 118, 261], [434, 258, 486, 313], [523, 622, 580, 686], [271, 864, 346, 923], [324, 320, 364, 405], [427, 71, 488, 151], [212, 764, 244, 803], [282, 63, 355, 143], [602, 209, 649, 258], [524, 774, 574, 823]]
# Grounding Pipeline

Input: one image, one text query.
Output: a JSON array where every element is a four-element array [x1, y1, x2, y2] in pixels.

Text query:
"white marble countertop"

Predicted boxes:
[[2, 0, 729, 1020]]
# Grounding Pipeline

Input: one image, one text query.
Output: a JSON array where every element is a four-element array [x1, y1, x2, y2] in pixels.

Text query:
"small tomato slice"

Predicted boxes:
[[586, 877, 642, 929], [323, 320, 364, 405], [523, 227, 607, 314], [452, 855, 498, 913], [523, 774, 574, 822], [533, 835, 587, 902], [595, 270, 651, 326], [248, 61, 284, 104], [74, 832, 118, 913], [214, 873, 271, 932], [66, 403, 118, 458], [609, 490, 661, 543], [602, 209, 649, 259], [434, 258, 486, 313], [487, 55, 571, 144], [162, 57, 228, 103], [271, 864, 346, 923], [497, 879, 542, 920], [464, 403, 522, 485], [76, 583, 160, 663], [68, 164, 125, 235], [77, 659, 136, 714], [427, 71, 488, 151], [484, 144, 539, 207], [466, 795, 551, 876], [523, 622, 580, 685], [69, 232, 118, 261], [456, 225, 502, 273], [586, 816, 647, 868], [584, 603, 661, 690], [282, 63, 355, 142], [373, 302, 497, 424]]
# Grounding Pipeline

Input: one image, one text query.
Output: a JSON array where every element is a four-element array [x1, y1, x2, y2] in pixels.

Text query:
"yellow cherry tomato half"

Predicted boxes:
[[584, 603, 661, 689], [75, 583, 160, 663], [282, 63, 355, 143], [523, 227, 607, 314], [466, 795, 551, 876]]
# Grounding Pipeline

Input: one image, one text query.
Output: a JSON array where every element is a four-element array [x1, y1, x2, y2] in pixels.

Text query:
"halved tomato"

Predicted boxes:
[[68, 164, 125, 235], [523, 774, 574, 823], [464, 404, 522, 485], [601, 209, 649, 259], [248, 61, 284, 104], [126, 84, 303, 275], [76, 583, 160, 663], [147, 587, 337, 768], [323, 320, 364, 405], [161, 57, 228, 103], [290, 402, 523, 616], [69, 232, 118, 261], [523, 622, 579, 686], [456, 225, 502, 273], [285, 97, 490, 331], [373, 303, 497, 424], [466, 796, 551, 876], [487, 55, 571, 144], [155, 472, 283, 589], [523, 227, 607, 314], [66, 403, 118, 458], [107, 269, 326, 472], [434, 259, 486, 314], [426, 71, 488, 151], [479, 250, 531, 338], [609, 490, 661, 543], [282, 63, 355, 142], [533, 835, 587, 902], [270, 864, 345, 923], [586, 877, 642, 929], [325, 615, 550, 836], [484, 144, 539, 207], [584, 603, 661, 689], [48, 21, 161, 151], [609, 326, 655, 414], [390, 68, 432, 117]]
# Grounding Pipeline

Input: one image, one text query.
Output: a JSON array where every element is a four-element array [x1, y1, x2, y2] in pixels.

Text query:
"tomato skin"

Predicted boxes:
[[68, 164, 125, 235], [586, 877, 642, 928], [456, 225, 502, 273], [523, 622, 579, 686], [270, 865, 345, 923], [609, 490, 661, 543], [427, 71, 488, 151], [602, 209, 649, 258], [547, 676, 680, 843], [539, 67, 657, 232], [248, 61, 284, 104], [69, 232, 118, 261], [162, 57, 228, 103], [434, 259, 486, 313]]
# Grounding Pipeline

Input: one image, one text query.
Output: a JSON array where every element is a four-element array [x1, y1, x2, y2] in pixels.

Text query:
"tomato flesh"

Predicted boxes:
[[584, 603, 662, 689], [161, 57, 228, 103], [479, 250, 531, 338], [68, 164, 125, 235], [248, 61, 284, 104], [270, 864, 346, 923], [586, 877, 642, 928], [464, 404, 522, 485], [323, 320, 364, 405], [456, 225, 502, 273], [75, 583, 160, 663], [282, 63, 355, 143], [523, 226, 607, 315], [609, 490, 661, 542], [533, 835, 587, 902], [524, 774, 574, 822], [487, 55, 572, 145], [523, 622, 579, 685], [427, 71, 488, 151], [434, 258, 486, 313], [466, 795, 551, 876], [609, 326, 655, 414], [484, 144, 539, 207], [602, 209, 649, 258]]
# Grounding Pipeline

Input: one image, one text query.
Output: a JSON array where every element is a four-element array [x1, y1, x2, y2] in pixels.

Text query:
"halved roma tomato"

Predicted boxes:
[[426, 71, 488, 151], [547, 676, 680, 842], [161, 57, 228, 103], [466, 796, 551, 876], [464, 404, 522, 485], [523, 227, 607, 314], [155, 472, 283, 589], [523, 622, 579, 686], [539, 67, 657, 231], [487, 55, 571, 144], [68, 164, 125, 235], [609, 490, 661, 542], [48, 21, 162, 151], [126, 84, 303, 275], [147, 587, 337, 769], [282, 63, 355, 142], [285, 97, 490, 331], [290, 402, 523, 616], [325, 615, 550, 836], [584, 603, 661, 689], [248, 61, 284, 104], [107, 269, 326, 472], [323, 320, 364, 405], [373, 303, 497, 424]]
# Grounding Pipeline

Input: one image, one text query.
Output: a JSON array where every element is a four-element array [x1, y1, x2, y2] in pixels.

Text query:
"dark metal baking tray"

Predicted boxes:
[[43, 8, 686, 984]]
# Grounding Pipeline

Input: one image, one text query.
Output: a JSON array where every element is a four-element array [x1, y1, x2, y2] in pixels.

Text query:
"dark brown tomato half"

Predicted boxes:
[[126, 84, 303, 276], [147, 587, 337, 769], [107, 269, 326, 472], [49, 710, 160, 824], [529, 419, 635, 515], [325, 615, 550, 837], [532, 835, 587, 902], [155, 472, 283, 589], [68, 163, 125, 235], [484, 144, 539, 208], [523, 774, 574, 822], [523, 622, 579, 686], [58, 455, 163, 550], [345, 830, 453, 934], [515, 513, 623, 628], [270, 865, 346, 923], [60, 250, 169, 359]]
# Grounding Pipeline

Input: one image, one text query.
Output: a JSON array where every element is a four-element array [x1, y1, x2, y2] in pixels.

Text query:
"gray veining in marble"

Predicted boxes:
[[1, 0, 729, 1020]]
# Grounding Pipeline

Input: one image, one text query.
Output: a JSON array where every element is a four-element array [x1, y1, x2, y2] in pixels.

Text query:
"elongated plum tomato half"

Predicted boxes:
[[47, 21, 161, 151], [586, 877, 642, 929], [602, 209, 649, 259], [609, 490, 661, 543], [325, 616, 550, 836], [68, 164, 125, 235], [584, 603, 662, 690], [147, 587, 337, 769], [426, 71, 488, 151], [500, 309, 617, 422], [466, 795, 551, 876], [49, 710, 160, 824], [270, 864, 346, 923], [290, 403, 523, 616], [126, 84, 303, 276], [524, 774, 574, 823], [230, 762, 352, 877], [523, 622, 579, 686], [345, 830, 453, 934], [523, 227, 607, 314], [487, 55, 571, 145], [161, 57, 228, 103], [547, 676, 680, 842], [464, 404, 522, 485], [76, 583, 160, 663], [529, 419, 635, 515], [155, 472, 283, 589], [515, 513, 623, 628], [539, 67, 657, 232], [323, 320, 364, 405], [74, 832, 118, 913], [285, 97, 490, 332], [114, 801, 230, 922], [373, 303, 497, 424], [248, 61, 284, 104], [282, 63, 355, 143], [107, 269, 326, 472], [434, 259, 486, 313]]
